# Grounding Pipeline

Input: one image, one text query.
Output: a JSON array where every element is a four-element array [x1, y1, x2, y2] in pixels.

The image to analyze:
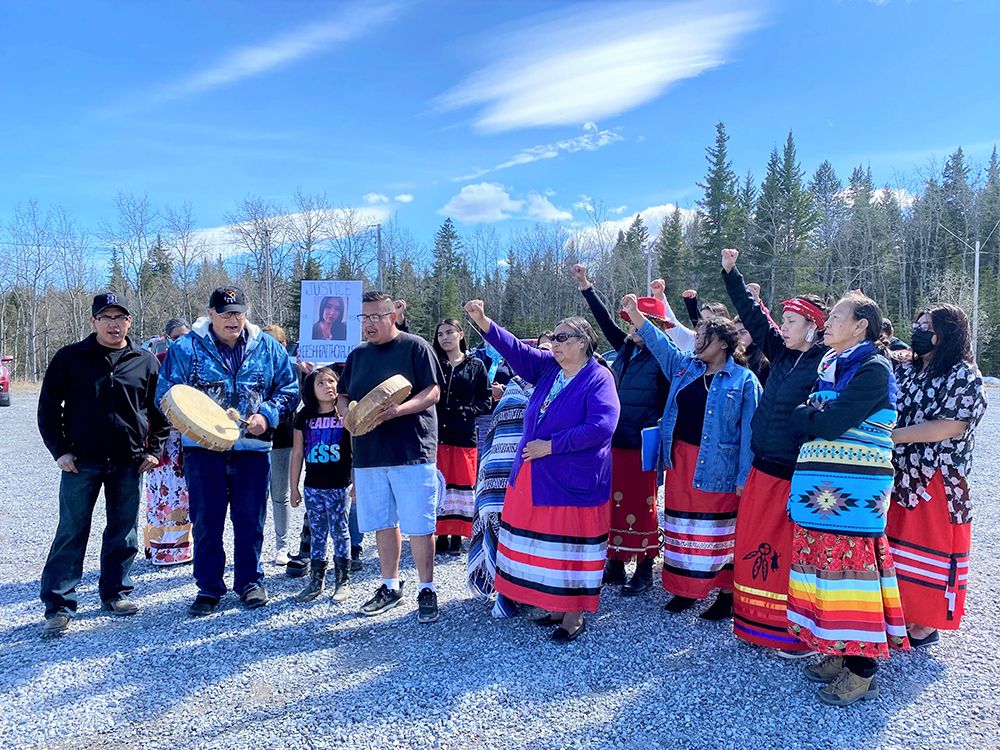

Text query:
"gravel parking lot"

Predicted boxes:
[[1, 390, 998, 750]]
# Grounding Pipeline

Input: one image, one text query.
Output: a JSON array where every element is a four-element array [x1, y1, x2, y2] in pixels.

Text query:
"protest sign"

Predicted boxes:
[[298, 280, 362, 364]]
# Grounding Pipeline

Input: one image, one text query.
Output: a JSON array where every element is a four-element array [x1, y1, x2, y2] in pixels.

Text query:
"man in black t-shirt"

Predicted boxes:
[[337, 291, 444, 623]]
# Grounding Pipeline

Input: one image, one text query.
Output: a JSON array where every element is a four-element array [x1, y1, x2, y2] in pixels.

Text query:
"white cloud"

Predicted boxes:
[[441, 183, 525, 223], [191, 205, 391, 259], [609, 205, 629, 215], [524, 192, 572, 221], [394, 193, 414, 203], [569, 202, 699, 250], [440, 183, 574, 223], [835, 187, 916, 210], [143, 4, 400, 103], [438, 1, 762, 132], [363, 192, 390, 204], [453, 123, 624, 180]]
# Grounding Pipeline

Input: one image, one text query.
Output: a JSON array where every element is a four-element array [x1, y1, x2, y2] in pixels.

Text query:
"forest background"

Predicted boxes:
[[4, 122, 999, 379]]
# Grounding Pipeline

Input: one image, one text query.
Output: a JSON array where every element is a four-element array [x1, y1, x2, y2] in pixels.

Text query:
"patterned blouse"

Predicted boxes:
[[891, 358, 988, 524]]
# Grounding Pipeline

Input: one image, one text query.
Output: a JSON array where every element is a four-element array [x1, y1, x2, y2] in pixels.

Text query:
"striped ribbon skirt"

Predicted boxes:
[[886, 470, 971, 630], [731, 466, 807, 652], [495, 464, 610, 613], [436, 444, 478, 538], [661, 440, 739, 600], [787, 524, 910, 658], [608, 447, 661, 562]]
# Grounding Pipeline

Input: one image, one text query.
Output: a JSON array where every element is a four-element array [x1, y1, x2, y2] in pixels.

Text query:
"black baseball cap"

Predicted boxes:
[[209, 287, 248, 314], [92, 292, 131, 317]]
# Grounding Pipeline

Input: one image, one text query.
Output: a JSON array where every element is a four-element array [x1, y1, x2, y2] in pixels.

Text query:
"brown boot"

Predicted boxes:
[[803, 655, 845, 683], [817, 668, 879, 706]]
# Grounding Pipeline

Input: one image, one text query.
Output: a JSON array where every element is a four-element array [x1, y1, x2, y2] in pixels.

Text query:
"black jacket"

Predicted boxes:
[[723, 268, 827, 477], [581, 287, 669, 450], [38, 334, 169, 464], [436, 354, 492, 447]]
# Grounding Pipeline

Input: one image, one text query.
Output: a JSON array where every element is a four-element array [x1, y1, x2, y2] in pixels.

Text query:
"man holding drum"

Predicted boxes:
[[338, 291, 444, 623], [156, 287, 299, 615], [37, 292, 168, 638]]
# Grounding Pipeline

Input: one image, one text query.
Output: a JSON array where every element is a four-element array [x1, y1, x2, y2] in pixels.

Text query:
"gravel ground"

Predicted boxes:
[[1, 391, 998, 750]]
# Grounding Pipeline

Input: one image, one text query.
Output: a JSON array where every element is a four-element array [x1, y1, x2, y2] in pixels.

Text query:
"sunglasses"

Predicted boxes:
[[551, 332, 583, 343]]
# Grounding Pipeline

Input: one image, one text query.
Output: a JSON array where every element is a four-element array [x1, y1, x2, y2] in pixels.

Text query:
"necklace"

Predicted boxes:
[[702, 371, 713, 391]]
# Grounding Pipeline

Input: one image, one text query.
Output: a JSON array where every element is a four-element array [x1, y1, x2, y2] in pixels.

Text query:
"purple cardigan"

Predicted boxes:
[[484, 323, 620, 507]]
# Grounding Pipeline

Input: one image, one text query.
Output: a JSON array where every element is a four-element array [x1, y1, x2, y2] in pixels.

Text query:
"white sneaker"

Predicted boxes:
[[776, 648, 816, 660], [275, 548, 291, 565]]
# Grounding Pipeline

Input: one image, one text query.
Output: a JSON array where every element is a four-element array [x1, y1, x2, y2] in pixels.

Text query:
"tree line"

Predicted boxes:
[[3, 122, 999, 380]]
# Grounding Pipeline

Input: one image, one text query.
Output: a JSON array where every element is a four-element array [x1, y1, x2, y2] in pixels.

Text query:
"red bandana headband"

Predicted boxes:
[[781, 298, 826, 329]]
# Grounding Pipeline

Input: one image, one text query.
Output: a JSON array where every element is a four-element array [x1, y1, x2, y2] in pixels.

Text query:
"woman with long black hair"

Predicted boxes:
[[886, 303, 987, 646], [433, 318, 492, 555]]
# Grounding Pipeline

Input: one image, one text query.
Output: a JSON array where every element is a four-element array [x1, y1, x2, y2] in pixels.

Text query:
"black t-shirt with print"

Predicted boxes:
[[338, 332, 443, 468], [293, 409, 353, 489]]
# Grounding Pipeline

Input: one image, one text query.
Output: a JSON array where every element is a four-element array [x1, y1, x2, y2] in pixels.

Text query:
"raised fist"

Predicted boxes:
[[682, 289, 698, 300], [722, 248, 739, 272], [570, 263, 590, 290], [620, 294, 640, 321], [747, 282, 761, 302], [464, 299, 486, 322], [649, 278, 666, 299]]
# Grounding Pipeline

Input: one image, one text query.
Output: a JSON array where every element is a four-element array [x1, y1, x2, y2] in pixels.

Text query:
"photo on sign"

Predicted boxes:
[[312, 295, 349, 341]]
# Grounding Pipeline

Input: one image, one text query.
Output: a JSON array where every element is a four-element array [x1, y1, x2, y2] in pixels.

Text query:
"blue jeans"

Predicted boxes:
[[349, 499, 362, 548], [40, 460, 142, 617], [183, 448, 270, 600]]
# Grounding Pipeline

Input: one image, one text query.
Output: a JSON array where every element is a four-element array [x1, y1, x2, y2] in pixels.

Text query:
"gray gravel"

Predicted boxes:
[[1, 390, 998, 750]]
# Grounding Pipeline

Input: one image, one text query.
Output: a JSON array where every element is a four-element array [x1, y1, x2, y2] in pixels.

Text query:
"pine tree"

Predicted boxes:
[[107, 246, 127, 293], [655, 209, 686, 288], [696, 122, 739, 299], [431, 218, 465, 323]]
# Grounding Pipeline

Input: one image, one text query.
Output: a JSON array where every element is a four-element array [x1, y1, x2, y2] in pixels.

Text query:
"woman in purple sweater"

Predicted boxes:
[[463, 300, 621, 642]]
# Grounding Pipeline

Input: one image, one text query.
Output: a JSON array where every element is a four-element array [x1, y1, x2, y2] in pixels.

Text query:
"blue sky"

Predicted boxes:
[[2, 0, 999, 248]]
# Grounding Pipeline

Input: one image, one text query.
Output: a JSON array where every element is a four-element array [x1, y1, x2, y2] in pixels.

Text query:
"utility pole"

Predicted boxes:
[[263, 226, 273, 323], [938, 219, 1000, 362], [376, 223, 384, 291]]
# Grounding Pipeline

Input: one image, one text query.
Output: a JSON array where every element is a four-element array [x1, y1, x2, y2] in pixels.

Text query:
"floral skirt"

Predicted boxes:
[[495, 464, 610, 613], [436, 444, 477, 538], [661, 440, 739, 599], [787, 524, 910, 658], [144, 430, 193, 566], [608, 447, 660, 562], [886, 470, 971, 630], [732, 467, 806, 652]]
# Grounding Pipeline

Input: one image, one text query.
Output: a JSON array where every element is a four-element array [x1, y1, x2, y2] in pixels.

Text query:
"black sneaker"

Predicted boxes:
[[286, 553, 309, 578], [360, 582, 404, 616], [188, 595, 220, 617], [101, 597, 139, 616], [350, 545, 363, 573], [240, 584, 269, 610], [417, 587, 439, 623]]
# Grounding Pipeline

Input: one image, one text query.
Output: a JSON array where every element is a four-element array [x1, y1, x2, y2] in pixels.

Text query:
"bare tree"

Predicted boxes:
[[100, 192, 160, 337], [8, 201, 56, 379], [225, 195, 292, 324], [165, 202, 206, 322]]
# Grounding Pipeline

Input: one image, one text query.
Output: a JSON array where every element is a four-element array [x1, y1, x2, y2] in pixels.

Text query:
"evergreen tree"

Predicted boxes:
[[655, 209, 686, 288], [107, 246, 127, 293], [696, 122, 739, 299], [430, 218, 466, 323]]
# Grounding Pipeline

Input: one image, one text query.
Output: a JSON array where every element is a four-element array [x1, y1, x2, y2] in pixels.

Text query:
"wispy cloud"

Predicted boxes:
[[439, 1, 763, 132], [440, 182, 572, 224], [569, 202, 698, 250], [453, 123, 624, 181], [135, 3, 401, 105], [363, 192, 390, 204], [394, 194, 414, 204]]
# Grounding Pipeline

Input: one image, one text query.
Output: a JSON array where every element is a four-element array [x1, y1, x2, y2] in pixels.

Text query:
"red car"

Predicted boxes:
[[0, 355, 12, 407]]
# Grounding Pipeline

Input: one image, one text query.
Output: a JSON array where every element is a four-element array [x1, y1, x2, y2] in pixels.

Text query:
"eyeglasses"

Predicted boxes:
[[216, 311, 246, 320], [912, 322, 933, 332], [357, 312, 393, 323], [551, 332, 583, 343], [96, 315, 130, 324]]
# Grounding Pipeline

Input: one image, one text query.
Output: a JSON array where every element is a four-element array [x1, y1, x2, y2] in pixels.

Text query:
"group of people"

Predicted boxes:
[[36, 246, 987, 707]]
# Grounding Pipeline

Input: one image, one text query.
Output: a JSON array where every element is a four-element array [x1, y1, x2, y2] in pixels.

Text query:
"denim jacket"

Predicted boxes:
[[155, 318, 299, 452], [638, 320, 761, 493]]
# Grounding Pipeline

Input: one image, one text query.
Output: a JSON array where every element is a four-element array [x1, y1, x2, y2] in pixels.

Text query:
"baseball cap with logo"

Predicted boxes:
[[209, 287, 248, 314], [92, 292, 132, 317]]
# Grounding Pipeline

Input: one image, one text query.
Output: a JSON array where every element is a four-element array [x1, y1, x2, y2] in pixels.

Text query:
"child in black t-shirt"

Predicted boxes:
[[290, 367, 354, 603]]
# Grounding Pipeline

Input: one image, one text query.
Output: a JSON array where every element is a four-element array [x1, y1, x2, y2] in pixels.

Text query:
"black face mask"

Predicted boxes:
[[911, 329, 936, 356]]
